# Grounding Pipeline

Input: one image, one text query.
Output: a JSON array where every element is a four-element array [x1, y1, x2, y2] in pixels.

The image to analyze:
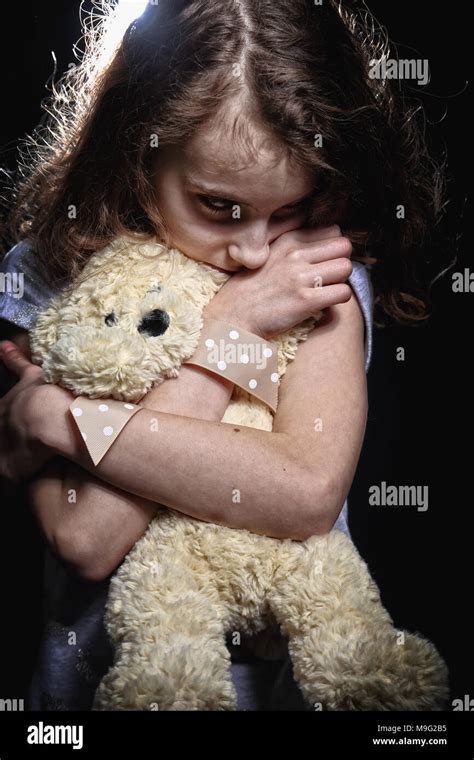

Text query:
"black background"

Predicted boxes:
[[0, 0, 471, 714]]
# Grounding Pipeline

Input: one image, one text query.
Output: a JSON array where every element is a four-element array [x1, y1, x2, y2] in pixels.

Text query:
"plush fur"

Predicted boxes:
[[30, 236, 449, 711]]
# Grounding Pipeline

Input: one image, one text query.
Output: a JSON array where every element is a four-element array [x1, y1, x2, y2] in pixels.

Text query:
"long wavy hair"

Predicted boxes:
[[6, 0, 449, 326]]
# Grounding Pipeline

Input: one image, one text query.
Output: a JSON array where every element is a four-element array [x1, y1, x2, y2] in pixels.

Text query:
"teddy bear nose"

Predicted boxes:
[[137, 309, 170, 337]]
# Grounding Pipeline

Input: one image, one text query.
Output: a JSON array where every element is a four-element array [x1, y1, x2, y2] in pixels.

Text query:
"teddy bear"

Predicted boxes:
[[29, 235, 449, 711]]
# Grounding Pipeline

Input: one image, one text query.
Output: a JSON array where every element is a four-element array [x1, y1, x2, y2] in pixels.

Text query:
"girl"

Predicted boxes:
[[0, 0, 444, 710]]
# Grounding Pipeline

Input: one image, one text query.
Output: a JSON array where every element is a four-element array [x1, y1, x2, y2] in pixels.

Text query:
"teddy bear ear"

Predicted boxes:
[[29, 295, 62, 365]]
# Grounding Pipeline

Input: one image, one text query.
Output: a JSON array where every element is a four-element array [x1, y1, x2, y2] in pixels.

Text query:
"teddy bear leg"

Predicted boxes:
[[268, 531, 449, 711], [93, 548, 237, 711]]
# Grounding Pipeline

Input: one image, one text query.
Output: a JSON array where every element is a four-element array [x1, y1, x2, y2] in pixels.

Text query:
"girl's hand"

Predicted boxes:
[[0, 341, 73, 483], [204, 225, 353, 338]]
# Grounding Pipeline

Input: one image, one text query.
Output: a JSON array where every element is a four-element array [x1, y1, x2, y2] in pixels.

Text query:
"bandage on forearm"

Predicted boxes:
[[182, 318, 279, 413], [69, 397, 142, 466], [69, 319, 279, 466]]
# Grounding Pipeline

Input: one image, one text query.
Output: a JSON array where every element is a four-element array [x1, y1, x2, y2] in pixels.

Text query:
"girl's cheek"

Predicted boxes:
[[165, 218, 225, 260]]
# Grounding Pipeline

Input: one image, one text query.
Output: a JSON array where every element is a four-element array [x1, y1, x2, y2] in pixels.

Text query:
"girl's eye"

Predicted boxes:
[[197, 195, 234, 214], [197, 195, 308, 217]]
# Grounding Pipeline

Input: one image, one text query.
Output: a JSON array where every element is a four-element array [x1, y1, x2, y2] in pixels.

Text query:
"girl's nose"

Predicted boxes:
[[227, 239, 270, 270], [227, 220, 272, 269]]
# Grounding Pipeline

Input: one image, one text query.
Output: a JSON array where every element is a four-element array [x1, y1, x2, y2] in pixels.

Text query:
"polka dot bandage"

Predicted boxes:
[[69, 397, 142, 466], [182, 318, 280, 413]]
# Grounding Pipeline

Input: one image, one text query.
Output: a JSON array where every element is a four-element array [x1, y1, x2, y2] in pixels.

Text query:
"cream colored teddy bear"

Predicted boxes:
[[30, 236, 449, 711]]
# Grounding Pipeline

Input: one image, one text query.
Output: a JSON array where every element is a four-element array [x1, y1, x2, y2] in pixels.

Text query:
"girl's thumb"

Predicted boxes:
[[0, 340, 31, 375]]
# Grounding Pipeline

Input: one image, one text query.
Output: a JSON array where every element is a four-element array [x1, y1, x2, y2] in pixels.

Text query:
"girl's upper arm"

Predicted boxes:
[[26, 455, 159, 582], [272, 291, 369, 529]]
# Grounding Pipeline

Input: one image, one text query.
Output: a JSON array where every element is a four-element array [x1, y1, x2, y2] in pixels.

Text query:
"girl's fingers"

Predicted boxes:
[[271, 225, 344, 256], [0, 341, 35, 377], [307, 258, 353, 288], [304, 282, 353, 312], [296, 236, 352, 264], [280, 225, 343, 246]]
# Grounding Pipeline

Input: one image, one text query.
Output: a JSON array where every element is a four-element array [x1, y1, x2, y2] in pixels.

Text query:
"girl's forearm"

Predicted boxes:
[[27, 361, 236, 581], [141, 363, 235, 420], [41, 396, 321, 542]]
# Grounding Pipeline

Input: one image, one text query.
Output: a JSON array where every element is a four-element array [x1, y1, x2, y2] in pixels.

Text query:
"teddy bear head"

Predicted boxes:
[[30, 237, 229, 402]]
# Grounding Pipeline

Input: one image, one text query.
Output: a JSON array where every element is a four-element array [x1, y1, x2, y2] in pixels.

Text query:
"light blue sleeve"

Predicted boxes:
[[348, 261, 374, 373], [0, 240, 60, 331]]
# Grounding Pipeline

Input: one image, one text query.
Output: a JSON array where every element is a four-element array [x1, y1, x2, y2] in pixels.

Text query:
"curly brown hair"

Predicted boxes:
[[7, 0, 448, 327]]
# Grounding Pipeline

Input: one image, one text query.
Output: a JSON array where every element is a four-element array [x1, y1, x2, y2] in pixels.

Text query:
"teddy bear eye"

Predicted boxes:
[[104, 312, 118, 326]]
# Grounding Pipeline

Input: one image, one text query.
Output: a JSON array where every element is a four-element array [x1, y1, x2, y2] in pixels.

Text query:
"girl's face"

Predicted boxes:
[[153, 119, 316, 274]]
